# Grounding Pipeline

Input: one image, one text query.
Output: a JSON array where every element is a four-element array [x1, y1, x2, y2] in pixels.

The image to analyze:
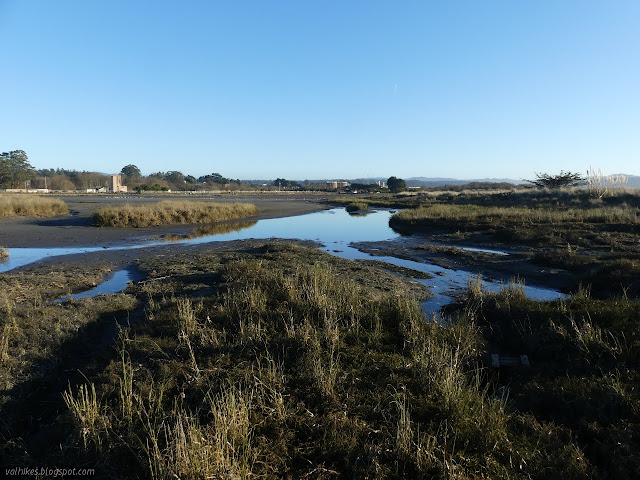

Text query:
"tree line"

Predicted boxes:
[[0, 153, 411, 193], [6, 149, 595, 193]]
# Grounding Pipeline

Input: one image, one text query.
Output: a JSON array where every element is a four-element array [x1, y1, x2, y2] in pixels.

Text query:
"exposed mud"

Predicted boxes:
[[0, 193, 328, 248], [353, 235, 576, 294]]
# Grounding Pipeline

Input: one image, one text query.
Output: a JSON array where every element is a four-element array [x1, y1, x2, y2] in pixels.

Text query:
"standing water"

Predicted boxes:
[[2, 209, 563, 312]]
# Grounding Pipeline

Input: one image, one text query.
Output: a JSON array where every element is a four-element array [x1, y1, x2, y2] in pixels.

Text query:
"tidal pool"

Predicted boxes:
[[2, 208, 563, 312], [53, 267, 142, 303]]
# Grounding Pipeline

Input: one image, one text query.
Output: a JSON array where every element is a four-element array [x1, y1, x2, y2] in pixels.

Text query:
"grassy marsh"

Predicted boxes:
[[446, 279, 640, 478], [375, 189, 640, 299], [2, 184, 639, 478], [0, 194, 69, 218], [2, 241, 635, 478], [93, 200, 259, 227], [391, 203, 640, 227]]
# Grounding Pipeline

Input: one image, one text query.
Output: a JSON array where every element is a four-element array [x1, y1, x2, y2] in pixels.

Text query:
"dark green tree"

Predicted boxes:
[[387, 176, 407, 193], [198, 173, 229, 185], [274, 178, 300, 188], [0, 150, 35, 188], [165, 171, 185, 186], [120, 164, 141, 178], [525, 171, 586, 189]]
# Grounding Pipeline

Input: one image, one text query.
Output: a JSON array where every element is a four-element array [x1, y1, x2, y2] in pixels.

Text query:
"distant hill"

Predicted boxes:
[[618, 174, 640, 189], [350, 175, 640, 189], [243, 175, 640, 189], [405, 177, 525, 188]]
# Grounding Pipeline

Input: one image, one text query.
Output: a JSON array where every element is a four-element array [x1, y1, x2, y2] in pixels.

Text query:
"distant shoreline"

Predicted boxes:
[[0, 194, 329, 248]]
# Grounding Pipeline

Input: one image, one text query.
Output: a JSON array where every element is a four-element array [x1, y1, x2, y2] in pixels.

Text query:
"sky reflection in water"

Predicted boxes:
[[3, 208, 563, 313]]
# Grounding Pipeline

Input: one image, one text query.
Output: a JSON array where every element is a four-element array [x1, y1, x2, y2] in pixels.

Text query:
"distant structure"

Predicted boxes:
[[326, 181, 350, 189], [110, 175, 128, 193]]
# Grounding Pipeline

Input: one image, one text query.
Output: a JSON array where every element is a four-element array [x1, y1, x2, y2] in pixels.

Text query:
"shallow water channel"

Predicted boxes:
[[1, 208, 562, 314]]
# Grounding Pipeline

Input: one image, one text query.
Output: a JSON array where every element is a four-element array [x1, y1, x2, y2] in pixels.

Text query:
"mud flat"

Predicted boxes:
[[0, 193, 328, 248], [353, 236, 576, 294]]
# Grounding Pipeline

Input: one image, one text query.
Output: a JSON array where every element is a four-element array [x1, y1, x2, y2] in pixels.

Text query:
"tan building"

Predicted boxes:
[[326, 181, 350, 189], [111, 175, 128, 193]]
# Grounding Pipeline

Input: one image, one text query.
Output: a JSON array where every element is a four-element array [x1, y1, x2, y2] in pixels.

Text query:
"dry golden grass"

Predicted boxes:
[[392, 203, 640, 225], [93, 201, 259, 227], [0, 194, 68, 218], [0, 248, 7, 260]]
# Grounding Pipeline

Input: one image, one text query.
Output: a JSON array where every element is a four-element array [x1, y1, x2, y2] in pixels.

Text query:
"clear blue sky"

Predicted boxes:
[[1, 1, 638, 180]]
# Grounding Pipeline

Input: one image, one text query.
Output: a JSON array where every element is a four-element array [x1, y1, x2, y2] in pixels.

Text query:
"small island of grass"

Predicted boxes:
[[345, 201, 370, 213], [0, 195, 69, 218], [93, 200, 259, 227]]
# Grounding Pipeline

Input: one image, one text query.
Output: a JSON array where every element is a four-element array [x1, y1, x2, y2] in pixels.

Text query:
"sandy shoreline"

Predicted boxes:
[[0, 194, 328, 248]]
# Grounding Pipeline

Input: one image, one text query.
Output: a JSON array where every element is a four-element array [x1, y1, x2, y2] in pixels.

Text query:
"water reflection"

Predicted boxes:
[[54, 267, 141, 302], [154, 221, 257, 241], [1, 209, 563, 315]]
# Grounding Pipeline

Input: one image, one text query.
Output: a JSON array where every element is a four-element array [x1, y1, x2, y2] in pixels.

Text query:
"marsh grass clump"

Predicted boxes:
[[0, 194, 68, 218], [93, 200, 259, 227], [0, 248, 7, 261], [449, 281, 640, 478], [345, 201, 370, 213], [62, 383, 106, 450]]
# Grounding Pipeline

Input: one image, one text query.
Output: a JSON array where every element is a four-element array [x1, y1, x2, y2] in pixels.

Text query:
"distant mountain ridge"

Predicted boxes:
[[405, 177, 525, 187], [354, 175, 640, 189], [613, 174, 640, 189], [243, 175, 640, 188]]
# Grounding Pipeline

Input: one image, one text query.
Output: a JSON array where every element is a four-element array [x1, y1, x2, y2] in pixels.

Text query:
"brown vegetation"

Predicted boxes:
[[93, 200, 259, 227], [345, 201, 370, 213], [0, 194, 69, 218], [2, 242, 635, 478], [384, 189, 640, 298]]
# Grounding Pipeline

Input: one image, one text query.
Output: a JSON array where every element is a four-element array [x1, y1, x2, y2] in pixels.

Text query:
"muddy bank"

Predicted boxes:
[[353, 235, 576, 294], [0, 194, 328, 248], [4, 237, 431, 302]]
